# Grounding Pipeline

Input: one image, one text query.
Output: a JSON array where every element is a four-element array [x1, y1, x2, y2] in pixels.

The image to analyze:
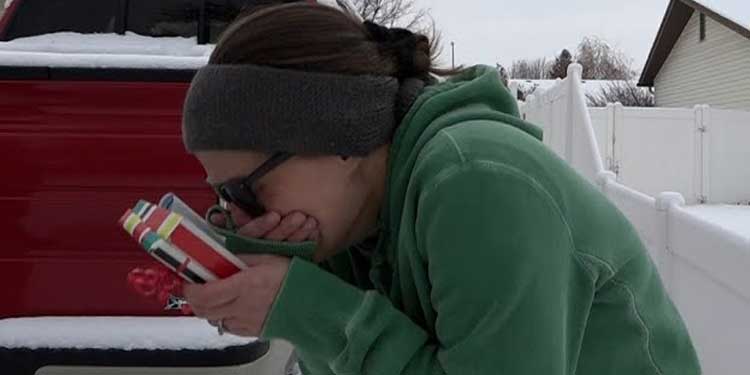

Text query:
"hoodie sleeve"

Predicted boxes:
[[261, 161, 579, 375]]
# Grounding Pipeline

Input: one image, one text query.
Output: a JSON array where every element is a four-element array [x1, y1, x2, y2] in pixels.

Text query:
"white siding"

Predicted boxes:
[[655, 11, 750, 111]]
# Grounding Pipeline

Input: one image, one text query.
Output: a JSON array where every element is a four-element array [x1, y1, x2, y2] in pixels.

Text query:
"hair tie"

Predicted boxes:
[[363, 21, 419, 79]]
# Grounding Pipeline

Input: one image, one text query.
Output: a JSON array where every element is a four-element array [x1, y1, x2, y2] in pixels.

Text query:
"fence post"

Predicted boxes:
[[693, 105, 709, 204], [509, 81, 519, 101], [525, 95, 536, 122], [565, 64, 584, 163], [701, 105, 711, 204], [604, 104, 615, 173], [611, 102, 624, 178], [655, 192, 686, 294]]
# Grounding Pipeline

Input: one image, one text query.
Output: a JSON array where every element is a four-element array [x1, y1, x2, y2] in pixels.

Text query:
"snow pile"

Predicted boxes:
[[0, 51, 208, 69], [0, 32, 213, 57], [511, 79, 639, 99], [683, 204, 750, 239], [0, 32, 212, 69], [0, 317, 255, 350]]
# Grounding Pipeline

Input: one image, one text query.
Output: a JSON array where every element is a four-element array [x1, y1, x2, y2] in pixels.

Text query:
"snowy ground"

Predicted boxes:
[[0, 317, 254, 350], [684, 204, 750, 240], [0, 32, 211, 69]]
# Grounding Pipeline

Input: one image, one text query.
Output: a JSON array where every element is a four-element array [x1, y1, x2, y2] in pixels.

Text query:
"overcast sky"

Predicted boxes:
[[413, 0, 743, 75]]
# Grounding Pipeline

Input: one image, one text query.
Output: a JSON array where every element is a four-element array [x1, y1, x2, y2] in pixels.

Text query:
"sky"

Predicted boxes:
[[414, 0, 748, 75]]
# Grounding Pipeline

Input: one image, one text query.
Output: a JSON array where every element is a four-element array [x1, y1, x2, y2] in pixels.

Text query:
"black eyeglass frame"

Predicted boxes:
[[212, 152, 293, 217]]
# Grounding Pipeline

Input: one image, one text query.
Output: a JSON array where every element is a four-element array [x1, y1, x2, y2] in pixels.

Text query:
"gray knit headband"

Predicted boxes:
[[182, 64, 423, 156]]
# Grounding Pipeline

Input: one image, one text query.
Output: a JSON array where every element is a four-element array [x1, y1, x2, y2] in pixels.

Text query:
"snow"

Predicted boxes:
[[683, 204, 750, 239], [0, 51, 208, 69], [510, 79, 640, 99], [694, 0, 750, 33], [0, 317, 256, 350], [0, 32, 213, 57], [0, 32, 211, 69]]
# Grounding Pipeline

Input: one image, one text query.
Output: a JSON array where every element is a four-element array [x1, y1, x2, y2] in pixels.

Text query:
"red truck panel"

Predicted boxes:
[[0, 80, 215, 317]]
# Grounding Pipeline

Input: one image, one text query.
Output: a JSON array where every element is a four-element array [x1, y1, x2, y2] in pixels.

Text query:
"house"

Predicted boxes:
[[638, 0, 750, 111]]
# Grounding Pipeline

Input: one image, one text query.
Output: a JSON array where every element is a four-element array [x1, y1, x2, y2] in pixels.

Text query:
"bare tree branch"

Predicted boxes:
[[586, 82, 654, 107], [509, 58, 550, 79], [352, 0, 430, 30], [576, 36, 636, 80]]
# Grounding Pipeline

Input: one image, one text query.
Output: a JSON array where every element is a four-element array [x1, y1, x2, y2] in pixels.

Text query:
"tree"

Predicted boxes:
[[548, 49, 573, 79], [352, 0, 429, 29], [352, 0, 442, 59], [575, 36, 635, 80], [509, 58, 550, 79], [586, 82, 655, 107]]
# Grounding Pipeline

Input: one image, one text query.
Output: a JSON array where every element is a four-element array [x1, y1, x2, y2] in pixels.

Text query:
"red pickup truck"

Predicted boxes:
[[0, 0, 294, 373]]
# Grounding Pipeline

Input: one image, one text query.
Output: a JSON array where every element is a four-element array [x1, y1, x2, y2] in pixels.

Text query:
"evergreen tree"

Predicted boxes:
[[549, 49, 573, 79]]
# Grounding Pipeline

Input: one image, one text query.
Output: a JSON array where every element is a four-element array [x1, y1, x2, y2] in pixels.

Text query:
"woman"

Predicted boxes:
[[181, 2, 701, 374]]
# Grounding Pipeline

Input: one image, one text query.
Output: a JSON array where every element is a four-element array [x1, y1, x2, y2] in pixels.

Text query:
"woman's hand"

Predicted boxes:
[[210, 208, 320, 242], [183, 254, 291, 337], [189, 208, 314, 336]]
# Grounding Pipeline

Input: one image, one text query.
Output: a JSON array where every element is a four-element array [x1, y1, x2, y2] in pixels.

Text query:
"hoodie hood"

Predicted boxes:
[[381, 64, 543, 237]]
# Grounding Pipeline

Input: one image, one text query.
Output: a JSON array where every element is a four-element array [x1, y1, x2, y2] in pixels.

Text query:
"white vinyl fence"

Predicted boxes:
[[520, 66, 605, 184], [520, 64, 750, 375], [586, 104, 750, 204]]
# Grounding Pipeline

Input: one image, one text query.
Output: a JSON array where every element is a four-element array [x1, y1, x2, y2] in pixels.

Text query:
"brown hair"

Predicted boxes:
[[209, 2, 455, 80]]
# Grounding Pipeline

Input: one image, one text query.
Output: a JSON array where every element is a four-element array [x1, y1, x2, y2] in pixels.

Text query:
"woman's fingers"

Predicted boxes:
[[230, 205, 258, 228], [237, 212, 281, 238], [230, 210, 318, 242], [219, 317, 255, 337], [193, 259, 291, 338], [264, 211, 308, 241], [237, 254, 284, 267], [183, 274, 243, 311], [198, 302, 238, 322], [286, 217, 318, 242]]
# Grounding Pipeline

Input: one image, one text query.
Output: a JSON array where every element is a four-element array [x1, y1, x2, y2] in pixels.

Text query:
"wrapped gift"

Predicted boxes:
[[118, 194, 247, 312]]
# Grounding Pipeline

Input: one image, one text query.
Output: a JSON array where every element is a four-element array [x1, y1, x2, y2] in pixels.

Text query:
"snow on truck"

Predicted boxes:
[[0, 0, 308, 373]]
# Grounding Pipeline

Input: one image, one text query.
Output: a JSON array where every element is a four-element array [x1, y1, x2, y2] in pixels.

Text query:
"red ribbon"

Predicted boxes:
[[127, 264, 192, 315]]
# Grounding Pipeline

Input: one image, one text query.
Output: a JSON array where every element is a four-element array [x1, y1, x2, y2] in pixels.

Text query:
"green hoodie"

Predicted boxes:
[[260, 65, 701, 375]]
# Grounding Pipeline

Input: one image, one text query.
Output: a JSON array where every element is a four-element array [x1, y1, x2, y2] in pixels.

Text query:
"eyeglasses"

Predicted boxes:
[[212, 152, 293, 217]]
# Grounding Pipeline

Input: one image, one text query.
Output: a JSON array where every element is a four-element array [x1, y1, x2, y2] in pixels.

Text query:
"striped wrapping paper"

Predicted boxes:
[[119, 200, 247, 284]]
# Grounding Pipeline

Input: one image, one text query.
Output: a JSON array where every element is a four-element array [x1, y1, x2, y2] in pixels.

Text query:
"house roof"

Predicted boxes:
[[638, 0, 750, 87]]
